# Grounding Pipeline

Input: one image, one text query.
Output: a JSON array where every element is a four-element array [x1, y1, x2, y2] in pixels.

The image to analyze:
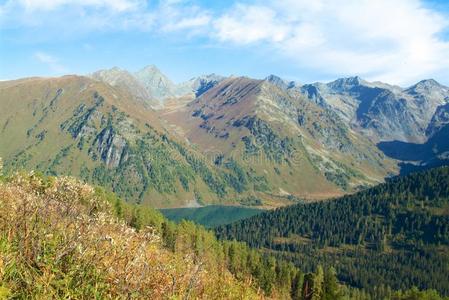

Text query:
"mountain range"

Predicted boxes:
[[1, 65, 448, 208]]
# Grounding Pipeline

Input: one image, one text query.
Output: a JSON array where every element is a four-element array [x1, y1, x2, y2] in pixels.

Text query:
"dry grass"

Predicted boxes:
[[0, 170, 258, 299]]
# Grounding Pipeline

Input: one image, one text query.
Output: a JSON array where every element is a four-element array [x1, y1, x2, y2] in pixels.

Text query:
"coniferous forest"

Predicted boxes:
[[216, 167, 449, 298], [1, 162, 447, 299]]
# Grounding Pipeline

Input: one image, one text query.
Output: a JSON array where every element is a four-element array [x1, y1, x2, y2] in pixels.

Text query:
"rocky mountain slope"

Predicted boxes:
[[2, 67, 448, 207], [296, 77, 449, 143], [161, 76, 395, 200], [91, 65, 225, 108], [378, 123, 449, 174], [90, 66, 158, 108], [270, 75, 449, 173], [0, 76, 272, 208]]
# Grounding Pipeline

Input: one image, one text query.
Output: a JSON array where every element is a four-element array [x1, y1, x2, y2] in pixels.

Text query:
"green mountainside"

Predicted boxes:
[[0, 75, 396, 209], [162, 77, 396, 203], [0, 76, 282, 208], [216, 167, 449, 297]]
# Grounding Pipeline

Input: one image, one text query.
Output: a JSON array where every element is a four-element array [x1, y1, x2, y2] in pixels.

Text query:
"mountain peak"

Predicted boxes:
[[91, 66, 128, 76], [109, 66, 122, 72], [411, 79, 444, 90], [264, 74, 297, 89], [139, 64, 161, 73], [338, 76, 363, 85], [265, 74, 284, 82], [327, 76, 366, 91], [405, 79, 449, 99], [134, 65, 176, 101]]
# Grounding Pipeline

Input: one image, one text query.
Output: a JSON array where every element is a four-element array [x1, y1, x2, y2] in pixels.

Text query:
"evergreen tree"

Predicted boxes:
[[312, 265, 324, 300], [291, 272, 304, 300], [324, 267, 343, 300]]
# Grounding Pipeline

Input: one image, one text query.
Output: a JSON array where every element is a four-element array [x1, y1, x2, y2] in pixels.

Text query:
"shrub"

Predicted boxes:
[[0, 172, 257, 299]]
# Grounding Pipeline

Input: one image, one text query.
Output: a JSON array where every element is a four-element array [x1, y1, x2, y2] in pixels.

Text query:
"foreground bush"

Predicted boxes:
[[0, 172, 257, 299]]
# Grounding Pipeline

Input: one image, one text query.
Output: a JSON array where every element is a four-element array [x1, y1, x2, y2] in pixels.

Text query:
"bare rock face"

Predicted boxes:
[[427, 103, 449, 137], [94, 125, 128, 168], [90, 67, 160, 108], [92, 65, 226, 108], [355, 89, 424, 142], [134, 65, 178, 102], [297, 77, 449, 143]]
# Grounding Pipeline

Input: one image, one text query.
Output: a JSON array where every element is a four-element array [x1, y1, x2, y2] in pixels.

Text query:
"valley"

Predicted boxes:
[[3, 2, 449, 298], [0, 66, 448, 299]]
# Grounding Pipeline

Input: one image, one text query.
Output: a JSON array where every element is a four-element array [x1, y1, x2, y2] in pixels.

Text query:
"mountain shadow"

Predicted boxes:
[[378, 124, 449, 175]]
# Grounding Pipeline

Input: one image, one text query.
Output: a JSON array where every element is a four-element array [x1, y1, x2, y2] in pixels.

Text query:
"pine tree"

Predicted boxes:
[[302, 273, 315, 300], [323, 267, 343, 300], [312, 265, 324, 300], [291, 272, 304, 300]]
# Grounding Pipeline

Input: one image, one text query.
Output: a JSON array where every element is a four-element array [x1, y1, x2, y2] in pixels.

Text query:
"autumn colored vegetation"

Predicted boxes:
[[0, 158, 447, 299]]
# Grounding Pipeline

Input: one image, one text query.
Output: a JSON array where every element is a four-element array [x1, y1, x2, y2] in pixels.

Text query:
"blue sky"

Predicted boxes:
[[1, 0, 449, 86]]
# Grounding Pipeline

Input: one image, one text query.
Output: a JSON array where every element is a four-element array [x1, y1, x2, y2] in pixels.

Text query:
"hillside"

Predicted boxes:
[[297, 77, 449, 143], [0, 74, 397, 209], [0, 76, 277, 208], [0, 168, 282, 298], [216, 167, 449, 297], [1, 162, 446, 299], [161, 77, 395, 200], [1, 70, 448, 208]]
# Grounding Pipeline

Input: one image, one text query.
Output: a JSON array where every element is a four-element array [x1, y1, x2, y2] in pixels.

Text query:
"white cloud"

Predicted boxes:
[[34, 52, 67, 73], [213, 4, 290, 44], [18, 0, 143, 12], [210, 0, 449, 85], [155, 2, 212, 33], [4, 0, 449, 84], [2, 0, 211, 33]]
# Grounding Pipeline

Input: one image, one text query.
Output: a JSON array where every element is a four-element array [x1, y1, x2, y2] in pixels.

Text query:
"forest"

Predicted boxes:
[[216, 167, 449, 298], [1, 159, 447, 299]]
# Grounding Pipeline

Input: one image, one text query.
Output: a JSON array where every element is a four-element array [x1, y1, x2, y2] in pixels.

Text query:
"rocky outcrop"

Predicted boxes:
[[60, 92, 105, 139], [134, 65, 177, 101], [296, 77, 449, 143], [93, 125, 128, 168], [90, 67, 158, 108], [426, 103, 449, 138]]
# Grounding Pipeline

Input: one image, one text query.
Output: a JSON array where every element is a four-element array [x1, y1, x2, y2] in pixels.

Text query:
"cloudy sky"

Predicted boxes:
[[1, 0, 449, 85]]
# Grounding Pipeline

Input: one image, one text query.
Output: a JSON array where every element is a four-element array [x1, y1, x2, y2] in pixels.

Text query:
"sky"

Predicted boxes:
[[1, 0, 449, 86]]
